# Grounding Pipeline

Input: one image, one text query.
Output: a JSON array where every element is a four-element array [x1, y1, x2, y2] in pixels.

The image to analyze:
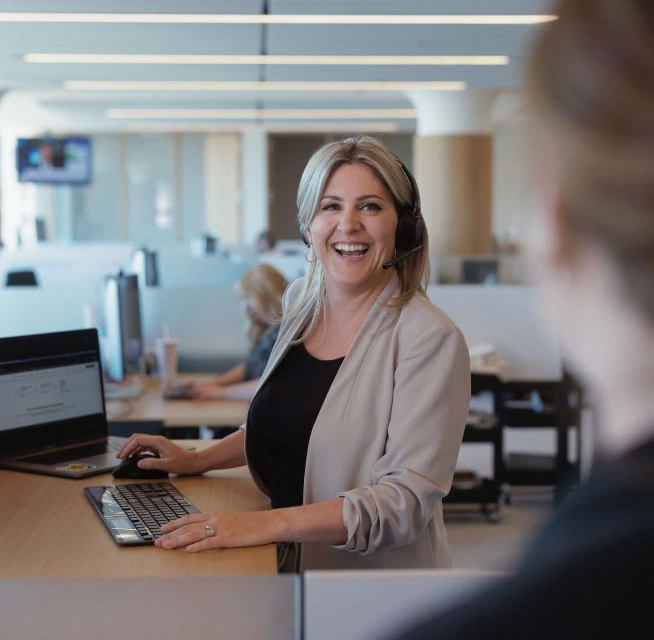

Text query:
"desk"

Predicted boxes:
[[0, 441, 276, 578], [105, 374, 250, 428]]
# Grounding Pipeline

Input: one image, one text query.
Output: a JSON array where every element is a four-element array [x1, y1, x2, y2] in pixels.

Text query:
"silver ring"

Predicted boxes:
[[205, 525, 215, 538]]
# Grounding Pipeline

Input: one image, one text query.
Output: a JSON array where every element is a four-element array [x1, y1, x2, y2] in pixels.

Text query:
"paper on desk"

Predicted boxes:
[[469, 343, 509, 376]]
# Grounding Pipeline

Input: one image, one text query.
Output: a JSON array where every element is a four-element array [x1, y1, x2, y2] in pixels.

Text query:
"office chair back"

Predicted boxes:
[[6, 270, 38, 286]]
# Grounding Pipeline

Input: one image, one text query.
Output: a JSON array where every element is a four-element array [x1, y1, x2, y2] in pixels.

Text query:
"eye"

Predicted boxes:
[[361, 202, 382, 212], [321, 202, 340, 211]]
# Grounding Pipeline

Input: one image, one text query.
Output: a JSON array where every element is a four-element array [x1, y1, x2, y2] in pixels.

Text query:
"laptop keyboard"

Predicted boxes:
[[18, 440, 121, 466], [84, 482, 201, 545]]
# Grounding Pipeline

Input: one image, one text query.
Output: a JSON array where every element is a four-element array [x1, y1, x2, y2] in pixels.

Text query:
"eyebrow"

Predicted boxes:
[[320, 194, 387, 201]]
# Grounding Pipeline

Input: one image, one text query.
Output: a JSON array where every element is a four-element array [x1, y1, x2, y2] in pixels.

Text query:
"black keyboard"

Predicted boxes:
[[84, 482, 201, 546]]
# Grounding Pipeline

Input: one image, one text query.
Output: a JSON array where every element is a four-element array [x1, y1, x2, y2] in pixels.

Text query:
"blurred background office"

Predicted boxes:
[[0, 2, 585, 563]]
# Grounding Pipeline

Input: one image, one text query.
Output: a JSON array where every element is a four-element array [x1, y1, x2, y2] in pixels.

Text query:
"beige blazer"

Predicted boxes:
[[244, 273, 471, 571]]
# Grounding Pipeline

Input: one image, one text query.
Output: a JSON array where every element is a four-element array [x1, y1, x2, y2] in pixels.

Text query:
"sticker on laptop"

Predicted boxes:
[[56, 463, 95, 473]]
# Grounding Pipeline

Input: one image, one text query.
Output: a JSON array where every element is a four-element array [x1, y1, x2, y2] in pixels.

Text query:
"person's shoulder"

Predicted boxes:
[[397, 292, 460, 334], [283, 276, 306, 304]]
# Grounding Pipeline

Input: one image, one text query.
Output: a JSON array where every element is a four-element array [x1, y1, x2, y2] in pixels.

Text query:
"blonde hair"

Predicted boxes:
[[529, 0, 654, 321], [236, 264, 288, 346], [286, 136, 430, 339]]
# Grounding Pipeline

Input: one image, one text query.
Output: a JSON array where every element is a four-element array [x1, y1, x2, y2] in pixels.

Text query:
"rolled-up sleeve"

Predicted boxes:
[[334, 324, 470, 555]]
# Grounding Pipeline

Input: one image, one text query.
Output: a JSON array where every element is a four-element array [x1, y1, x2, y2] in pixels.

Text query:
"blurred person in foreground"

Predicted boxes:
[[393, 1, 654, 638]]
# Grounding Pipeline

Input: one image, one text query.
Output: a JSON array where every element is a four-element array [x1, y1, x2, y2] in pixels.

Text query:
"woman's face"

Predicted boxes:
[[306, 162, 398, 297], [240, 291, 270, 325]]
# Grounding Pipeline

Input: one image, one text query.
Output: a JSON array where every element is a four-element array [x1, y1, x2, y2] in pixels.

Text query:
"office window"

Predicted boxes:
[[70, 135, 121, 242], [126, 134, 177, 247]]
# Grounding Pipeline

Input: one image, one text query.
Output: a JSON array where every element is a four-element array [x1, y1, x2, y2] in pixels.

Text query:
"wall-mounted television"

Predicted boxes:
[[16, 137, 92, 185]]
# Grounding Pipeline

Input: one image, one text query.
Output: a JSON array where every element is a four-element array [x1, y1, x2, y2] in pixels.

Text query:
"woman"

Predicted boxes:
[[394, 1, 654, 637], [185, 263, 288, 401], [117, 136, 470, 572]]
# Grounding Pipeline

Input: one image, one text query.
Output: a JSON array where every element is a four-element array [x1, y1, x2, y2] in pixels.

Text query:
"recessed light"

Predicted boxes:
[[25, 54, 509, 66], [0, 13, 558, 25], [64, 80, 467, 91], [126, 122, 401, 133], [106, 108, 417, 119]]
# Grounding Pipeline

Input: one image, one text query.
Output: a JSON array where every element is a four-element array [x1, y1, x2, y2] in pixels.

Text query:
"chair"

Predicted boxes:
[[6, 270, 38, 286]]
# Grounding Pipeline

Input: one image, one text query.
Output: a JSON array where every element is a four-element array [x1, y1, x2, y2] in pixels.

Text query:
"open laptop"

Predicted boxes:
[[0, 328, 124, 478]]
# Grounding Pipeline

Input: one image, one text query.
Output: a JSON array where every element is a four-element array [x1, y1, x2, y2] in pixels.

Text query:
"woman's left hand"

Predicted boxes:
[[155, 510, 276, 552]]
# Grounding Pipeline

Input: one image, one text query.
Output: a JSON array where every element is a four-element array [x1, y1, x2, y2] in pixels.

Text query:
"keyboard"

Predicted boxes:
[[84, 482, 201, 546]]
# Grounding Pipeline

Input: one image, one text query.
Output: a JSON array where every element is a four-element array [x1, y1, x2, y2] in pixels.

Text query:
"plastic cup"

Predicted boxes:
[[155, 338, 179, 384]]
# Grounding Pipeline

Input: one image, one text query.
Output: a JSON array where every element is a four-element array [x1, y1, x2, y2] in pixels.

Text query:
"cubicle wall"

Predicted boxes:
[[0, 285, 249, 371], [1, 575, 300, 640], [304, 569, 505, 640], [427, 284, 562, 381], [1, 571, 503, 640]]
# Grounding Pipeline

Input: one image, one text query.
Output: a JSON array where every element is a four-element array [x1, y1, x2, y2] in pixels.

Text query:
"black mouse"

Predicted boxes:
[[112, 453, 169, 479]]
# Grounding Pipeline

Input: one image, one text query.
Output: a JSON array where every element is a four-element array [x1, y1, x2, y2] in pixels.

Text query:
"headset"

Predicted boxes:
[[299, 158, 424, 270]]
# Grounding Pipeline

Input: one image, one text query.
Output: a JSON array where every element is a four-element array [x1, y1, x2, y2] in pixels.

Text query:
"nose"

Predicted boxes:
[[337, 204, 362, 234]]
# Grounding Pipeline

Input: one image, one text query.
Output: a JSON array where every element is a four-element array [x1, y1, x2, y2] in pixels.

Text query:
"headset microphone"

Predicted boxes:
[[382, 244, 422, 270]]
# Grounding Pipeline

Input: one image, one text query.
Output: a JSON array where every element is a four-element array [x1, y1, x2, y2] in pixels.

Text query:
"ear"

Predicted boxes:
[[304, 225, 312, 245]]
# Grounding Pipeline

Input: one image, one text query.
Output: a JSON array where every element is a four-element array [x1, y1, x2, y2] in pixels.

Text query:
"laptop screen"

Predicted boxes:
[[0, 329, 107, 457]]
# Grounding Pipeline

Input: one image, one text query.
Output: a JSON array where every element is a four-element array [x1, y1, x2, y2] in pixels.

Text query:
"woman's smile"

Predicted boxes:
[[306, 162, 398, 297]]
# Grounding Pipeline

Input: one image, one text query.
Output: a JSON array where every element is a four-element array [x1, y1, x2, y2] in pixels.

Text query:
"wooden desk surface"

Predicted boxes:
[[105, 374, 250, 427], [0, 441, 276, 578]]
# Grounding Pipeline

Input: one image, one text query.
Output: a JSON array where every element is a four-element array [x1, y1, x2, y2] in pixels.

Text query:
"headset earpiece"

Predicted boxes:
[[395, 211, 424, 252], [299, 223, 310, 246], [394, 161, 423, 252]]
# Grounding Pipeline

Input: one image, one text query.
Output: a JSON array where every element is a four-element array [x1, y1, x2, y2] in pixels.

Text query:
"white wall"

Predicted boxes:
[[241, 130, 270, 245]]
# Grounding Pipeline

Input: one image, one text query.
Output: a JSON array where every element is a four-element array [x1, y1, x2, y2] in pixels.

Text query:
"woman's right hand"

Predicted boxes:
[[116, 434, 204, 475], [185, 382, 226, 400]]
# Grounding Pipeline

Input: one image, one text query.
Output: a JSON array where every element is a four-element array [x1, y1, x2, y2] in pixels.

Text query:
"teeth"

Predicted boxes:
[[334, 243, 369, 252]]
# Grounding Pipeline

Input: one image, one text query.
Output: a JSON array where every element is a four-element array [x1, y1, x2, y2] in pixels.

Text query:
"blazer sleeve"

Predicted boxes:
[[335, 322, 470, 555]]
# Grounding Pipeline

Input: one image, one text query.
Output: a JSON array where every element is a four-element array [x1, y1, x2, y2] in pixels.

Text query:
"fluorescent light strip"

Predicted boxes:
[[106, 108, 417, 119], [26, 53, 509, 66], [127, 122, 401, 133], [64, 80, 466, 91], [0, 13, 558, 25]]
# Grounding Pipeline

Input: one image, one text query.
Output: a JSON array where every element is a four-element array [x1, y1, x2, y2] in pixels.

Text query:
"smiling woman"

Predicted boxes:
[[117, 136, 471, 574]]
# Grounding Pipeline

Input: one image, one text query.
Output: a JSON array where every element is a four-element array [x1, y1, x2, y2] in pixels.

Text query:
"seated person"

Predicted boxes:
[[118, 136, 471, 573], [392, 1, 654, 637], [186, 263, 288, 401]]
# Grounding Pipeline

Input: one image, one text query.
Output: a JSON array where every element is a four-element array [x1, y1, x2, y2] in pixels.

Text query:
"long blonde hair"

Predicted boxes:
[[529, 0, 654, 322], [236, 264, 288, 346], [285, 136, 430, 340]]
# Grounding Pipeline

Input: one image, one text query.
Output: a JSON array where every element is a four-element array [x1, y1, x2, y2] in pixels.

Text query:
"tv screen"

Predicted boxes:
[[16, 137, 91, 185]]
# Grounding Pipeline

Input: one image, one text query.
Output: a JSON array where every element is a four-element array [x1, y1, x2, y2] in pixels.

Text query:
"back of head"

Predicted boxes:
[[529, 0, 654, 322], [237, 264, 288, 344]]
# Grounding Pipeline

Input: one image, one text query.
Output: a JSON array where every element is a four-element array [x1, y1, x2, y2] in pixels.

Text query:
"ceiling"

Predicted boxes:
[[0, 0, 555, 134]]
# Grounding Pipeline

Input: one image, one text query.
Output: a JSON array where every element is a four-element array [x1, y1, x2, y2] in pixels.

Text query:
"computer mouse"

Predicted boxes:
[[112, 453, 169, 479]]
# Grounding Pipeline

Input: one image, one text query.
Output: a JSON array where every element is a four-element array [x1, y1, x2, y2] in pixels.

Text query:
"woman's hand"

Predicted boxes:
[[185, 382, 226, 401], [116, 434, 204, 475], [155, 510, 278, 552]]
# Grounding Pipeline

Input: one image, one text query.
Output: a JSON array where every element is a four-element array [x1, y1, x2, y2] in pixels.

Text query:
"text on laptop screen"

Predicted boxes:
[[0, 352, 103, 433]]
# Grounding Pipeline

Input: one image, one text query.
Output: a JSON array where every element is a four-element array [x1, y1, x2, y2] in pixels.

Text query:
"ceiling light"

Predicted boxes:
[[26, 54, 509, 66], [0, 13, 558, 25], [106, 108, 417, 119], [64, 80, 467, 91], [127, 122, 401, 133]]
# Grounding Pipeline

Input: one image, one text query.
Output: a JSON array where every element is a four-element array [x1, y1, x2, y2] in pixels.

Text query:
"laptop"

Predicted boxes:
[[0, 328, 125, 478]]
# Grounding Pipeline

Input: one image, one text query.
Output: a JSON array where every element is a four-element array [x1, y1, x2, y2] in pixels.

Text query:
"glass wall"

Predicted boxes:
[[31, 133, 214, 247]]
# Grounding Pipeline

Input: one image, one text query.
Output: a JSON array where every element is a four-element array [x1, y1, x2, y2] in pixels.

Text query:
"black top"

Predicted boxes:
[[247, 343, 344, 509], [393, 437, 654, 640], [244, 324, 280, 381]]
